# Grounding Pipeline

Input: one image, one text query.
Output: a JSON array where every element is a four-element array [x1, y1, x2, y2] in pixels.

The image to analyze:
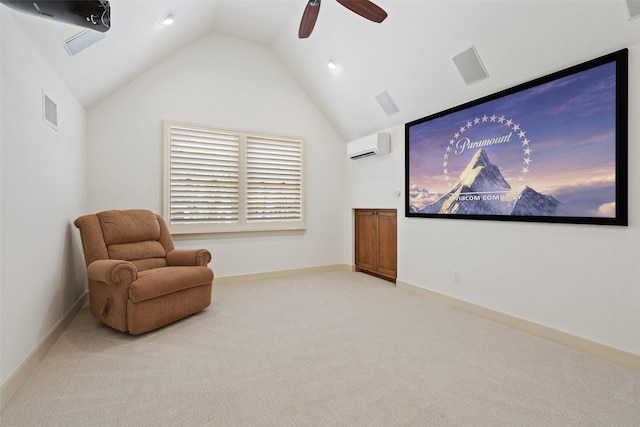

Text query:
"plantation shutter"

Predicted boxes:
[[246, 135, 303, 223], [164, 121, 305, 234], [168, 126, 240, 229]]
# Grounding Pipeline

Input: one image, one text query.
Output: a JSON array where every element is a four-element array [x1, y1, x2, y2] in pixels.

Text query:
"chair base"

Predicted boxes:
[[89, 283, 212, 334], [127, 283, 212, 335]]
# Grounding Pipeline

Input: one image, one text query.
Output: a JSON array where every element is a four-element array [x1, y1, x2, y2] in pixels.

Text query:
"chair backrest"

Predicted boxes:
[[74, 210, 176, 271]]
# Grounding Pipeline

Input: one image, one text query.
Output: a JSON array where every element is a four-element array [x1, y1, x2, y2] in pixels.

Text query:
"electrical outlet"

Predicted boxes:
[[454, 271, 460, 282]]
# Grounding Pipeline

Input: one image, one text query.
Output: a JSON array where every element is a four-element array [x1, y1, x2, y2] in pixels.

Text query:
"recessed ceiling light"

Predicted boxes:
[[160, 13, 174, 26], [327, 58, 338, 71]]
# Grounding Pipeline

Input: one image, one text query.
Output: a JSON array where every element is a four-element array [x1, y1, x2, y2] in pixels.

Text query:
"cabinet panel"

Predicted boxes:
[[376, 211, 397, 279], [355, 210, 376, 272], [354, 209, 397, 282]]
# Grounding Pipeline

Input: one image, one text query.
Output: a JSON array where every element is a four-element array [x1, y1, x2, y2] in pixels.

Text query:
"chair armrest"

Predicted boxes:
[[87, 259, 138, 285], [166, 249, 211, 267]]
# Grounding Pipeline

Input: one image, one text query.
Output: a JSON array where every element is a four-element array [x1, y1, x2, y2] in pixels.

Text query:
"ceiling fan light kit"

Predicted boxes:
[[299, 0, 388, 38]]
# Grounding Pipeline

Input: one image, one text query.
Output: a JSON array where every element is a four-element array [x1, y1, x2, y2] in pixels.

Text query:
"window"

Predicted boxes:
[[163, 121, 305, 234]]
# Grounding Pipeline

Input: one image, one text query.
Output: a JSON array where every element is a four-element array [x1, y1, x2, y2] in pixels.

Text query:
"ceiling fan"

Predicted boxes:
[[299, 0, 387, 38]]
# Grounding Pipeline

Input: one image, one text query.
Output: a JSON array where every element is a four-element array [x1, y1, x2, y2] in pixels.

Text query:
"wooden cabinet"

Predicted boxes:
[[354, 209, 397, 283]]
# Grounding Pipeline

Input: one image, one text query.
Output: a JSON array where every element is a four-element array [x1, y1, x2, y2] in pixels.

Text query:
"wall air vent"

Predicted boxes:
[[43, 92, 58, 130]]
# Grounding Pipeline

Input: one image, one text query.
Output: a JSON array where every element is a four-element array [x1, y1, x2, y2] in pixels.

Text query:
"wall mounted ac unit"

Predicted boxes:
[[348, 133, 391, 160]]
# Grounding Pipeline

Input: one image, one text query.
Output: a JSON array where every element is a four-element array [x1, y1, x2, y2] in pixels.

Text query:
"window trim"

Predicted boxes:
[[163, 121, 305, 235]]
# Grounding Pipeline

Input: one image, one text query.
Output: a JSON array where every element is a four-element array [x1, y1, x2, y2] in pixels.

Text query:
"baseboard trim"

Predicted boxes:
[[396, 280, 640, 371], [214, 264, 350, 285], [0, 291, 88, 411]]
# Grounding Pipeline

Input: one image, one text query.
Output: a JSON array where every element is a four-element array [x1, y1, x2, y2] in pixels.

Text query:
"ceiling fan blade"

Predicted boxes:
[[299, 0, 321, 38], [336, 0, 387, 23]]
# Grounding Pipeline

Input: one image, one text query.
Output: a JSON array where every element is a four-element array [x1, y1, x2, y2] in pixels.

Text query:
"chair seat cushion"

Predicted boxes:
[[129, 266, 213, 303]]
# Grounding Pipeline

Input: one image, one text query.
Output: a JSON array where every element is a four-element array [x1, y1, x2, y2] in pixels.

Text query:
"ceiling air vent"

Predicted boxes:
[[375, 90, 399, 116], [64, 30, 106, 56], [452, 46, 489, 85], [627, 0, 640, 18]]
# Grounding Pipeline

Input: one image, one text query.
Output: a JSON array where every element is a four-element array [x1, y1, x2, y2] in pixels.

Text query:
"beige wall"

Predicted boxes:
[[87, 32, 347, 279], [1, 10, 88, 386], [346, 45, 640, 357]]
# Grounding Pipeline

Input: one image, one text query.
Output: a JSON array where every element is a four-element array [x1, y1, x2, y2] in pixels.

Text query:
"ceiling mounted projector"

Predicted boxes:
[[0, 0, 110, 32]]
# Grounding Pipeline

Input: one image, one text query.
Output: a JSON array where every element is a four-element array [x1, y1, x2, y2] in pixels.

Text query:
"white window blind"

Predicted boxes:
[[246, 135, 303, 222], [164, 121, 305, 234]]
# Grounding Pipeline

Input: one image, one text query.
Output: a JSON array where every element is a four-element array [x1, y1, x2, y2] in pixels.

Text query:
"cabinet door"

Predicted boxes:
[[355, 210, 377, 272], [376, 210, 397, 279]]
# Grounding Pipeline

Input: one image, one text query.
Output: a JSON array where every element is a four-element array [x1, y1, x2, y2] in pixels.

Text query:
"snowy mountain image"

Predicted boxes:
[[512, 186, 567, 216], [418, 149, 566, 216]]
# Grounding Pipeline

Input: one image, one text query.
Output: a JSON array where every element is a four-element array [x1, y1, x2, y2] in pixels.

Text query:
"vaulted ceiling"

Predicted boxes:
[[6, 0, 640, 141]]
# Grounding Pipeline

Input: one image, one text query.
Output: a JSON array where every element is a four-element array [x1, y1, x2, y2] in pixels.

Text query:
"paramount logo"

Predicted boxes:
[[455, 131, 513, 155]]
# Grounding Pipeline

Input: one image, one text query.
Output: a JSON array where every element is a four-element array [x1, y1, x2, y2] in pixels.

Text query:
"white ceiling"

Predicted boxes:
[[6, 0, 640, 141]]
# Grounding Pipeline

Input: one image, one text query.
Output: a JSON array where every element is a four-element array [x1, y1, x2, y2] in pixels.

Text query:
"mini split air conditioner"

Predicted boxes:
[[348, 133, 391, 160]]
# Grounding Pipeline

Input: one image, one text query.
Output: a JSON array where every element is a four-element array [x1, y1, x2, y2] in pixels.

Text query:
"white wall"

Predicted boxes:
[[347, 44, 640, 357], [0, 10, 87, 386], [87, 32, 346, 278]]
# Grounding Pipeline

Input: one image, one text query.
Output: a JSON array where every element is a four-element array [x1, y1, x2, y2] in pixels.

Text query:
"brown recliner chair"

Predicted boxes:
[[74, 209, 213, 335]]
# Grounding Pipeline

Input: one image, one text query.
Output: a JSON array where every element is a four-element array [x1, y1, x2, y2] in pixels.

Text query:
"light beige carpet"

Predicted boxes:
[[1, 271, 639, 426]]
